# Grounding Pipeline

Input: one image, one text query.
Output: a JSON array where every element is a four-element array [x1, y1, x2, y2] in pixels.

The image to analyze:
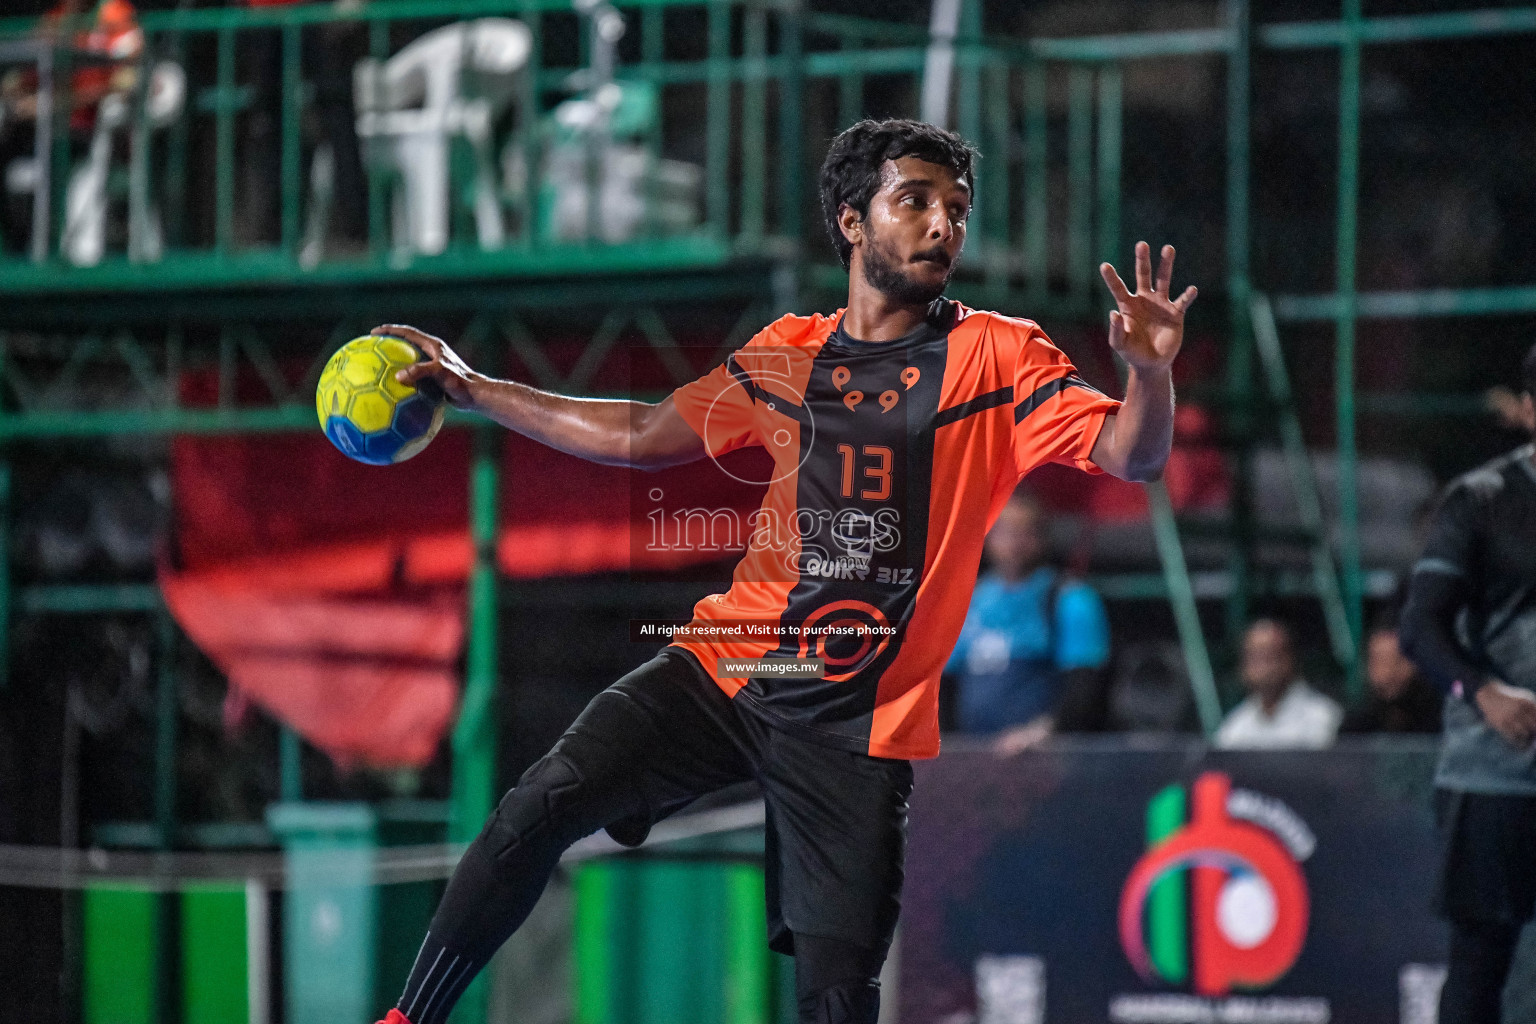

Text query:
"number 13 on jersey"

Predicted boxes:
[[837, 444, 893, 500]]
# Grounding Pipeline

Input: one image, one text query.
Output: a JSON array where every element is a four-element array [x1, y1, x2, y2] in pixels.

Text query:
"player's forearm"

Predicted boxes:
[[1400, 570, 1488, 698], [464, 375, 648, 467], [1101, 366, 1174, 482]]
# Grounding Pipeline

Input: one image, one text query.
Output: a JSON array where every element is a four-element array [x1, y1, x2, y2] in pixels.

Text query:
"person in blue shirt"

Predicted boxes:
[[946, 490, 1111, 752]]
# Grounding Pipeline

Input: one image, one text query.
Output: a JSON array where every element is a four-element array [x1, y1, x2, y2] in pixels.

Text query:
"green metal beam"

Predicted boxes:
[[0, 267, 777, 329], [982, 61, 1011, 291], [802, 47, 926, 79], [0, 236, 737, 297], [1146, 480, 1223, 737], [1357, 391, 1490, 417], [1273, 285, 1536, 321], [1251, 294, 1355, 669], [1335, 0, 1365, 699], [706, 0, 731, 239], [1026, 28, 1232, 62], [1260, 7, 1536, 48], [740, 7, 768, 240], [214, 27, 236, 257], [1223, 0, 1254, 650], [17, 583, 162, 613], [280, 728, 303, 803], [0, 406, 317, 440], [281, 26, 303, 256], [452, 424, 500, 843], [1022, 61, 1047, 304], [1065, 66, 1093, 307], [1094, 66, 1121, 269], [778, 1, 805, 250], [957, 0, 984, 174], [450, 425, 500, 1024], [804, 13, 927, 46], [0, 0, 777, 36]]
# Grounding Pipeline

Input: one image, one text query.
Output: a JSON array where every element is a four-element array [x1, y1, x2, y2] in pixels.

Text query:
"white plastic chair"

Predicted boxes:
[[540, 83, 701, 244], [354, 18, 531, 258]]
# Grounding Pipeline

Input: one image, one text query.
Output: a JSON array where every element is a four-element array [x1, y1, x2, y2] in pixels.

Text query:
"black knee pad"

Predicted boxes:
[[796, 979, 880, 1024], [480, 753, 586, 861]]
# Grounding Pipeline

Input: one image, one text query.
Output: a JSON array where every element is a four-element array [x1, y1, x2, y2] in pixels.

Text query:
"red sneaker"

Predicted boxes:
[[377, 1011, 413, 1024]]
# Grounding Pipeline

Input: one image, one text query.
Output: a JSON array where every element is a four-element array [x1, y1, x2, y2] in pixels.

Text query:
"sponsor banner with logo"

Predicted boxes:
[[900, 741, 1447, 1024]]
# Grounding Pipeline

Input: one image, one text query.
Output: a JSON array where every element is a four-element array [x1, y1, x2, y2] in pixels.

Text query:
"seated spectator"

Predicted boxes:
[[946, 491, 1111, 754], [1214, 617, 1342, 749], [0, 0, 142, 251], [1340, 623, 1442, 734], [1105, 640, 1198, 734], [2, 1, 143, 130]]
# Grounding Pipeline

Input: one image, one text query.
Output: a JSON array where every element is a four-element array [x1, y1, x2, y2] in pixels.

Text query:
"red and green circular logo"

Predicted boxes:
[[1119, 772, 1310, 996]]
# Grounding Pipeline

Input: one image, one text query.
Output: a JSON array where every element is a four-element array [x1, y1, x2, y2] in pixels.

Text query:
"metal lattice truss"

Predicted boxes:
[[0, 299, 777, 441]]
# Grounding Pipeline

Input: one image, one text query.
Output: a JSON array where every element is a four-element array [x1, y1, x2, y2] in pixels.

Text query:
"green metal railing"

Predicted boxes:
[[0, 0, 799, 290], [0, 0, 1159, 315]]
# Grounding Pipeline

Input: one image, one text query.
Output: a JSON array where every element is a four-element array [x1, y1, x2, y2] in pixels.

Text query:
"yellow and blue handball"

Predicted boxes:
[[315, 334, 446, 465]]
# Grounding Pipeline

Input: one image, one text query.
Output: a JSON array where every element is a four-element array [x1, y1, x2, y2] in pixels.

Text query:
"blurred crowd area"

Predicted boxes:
[[939, 487, 1445, 755]]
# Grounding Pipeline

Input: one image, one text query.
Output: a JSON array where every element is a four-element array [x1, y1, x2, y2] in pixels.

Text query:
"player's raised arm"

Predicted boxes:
[[375, 323, 709, 470], [1087, 241, 1198, 483]]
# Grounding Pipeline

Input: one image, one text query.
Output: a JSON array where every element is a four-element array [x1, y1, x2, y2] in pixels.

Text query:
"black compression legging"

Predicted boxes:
[[392, 750, 887, 1024], [793, 933, 886, 1024], [395, 750, 623, 1024], [1438, 919, 1520, 1024]]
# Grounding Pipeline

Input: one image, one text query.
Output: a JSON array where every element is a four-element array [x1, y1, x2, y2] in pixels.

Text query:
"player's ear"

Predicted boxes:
[[838, 203, 864, 247]]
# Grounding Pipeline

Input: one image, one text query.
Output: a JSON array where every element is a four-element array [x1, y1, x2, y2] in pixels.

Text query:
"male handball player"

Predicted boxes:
[[373, 118, 1197, 1024]]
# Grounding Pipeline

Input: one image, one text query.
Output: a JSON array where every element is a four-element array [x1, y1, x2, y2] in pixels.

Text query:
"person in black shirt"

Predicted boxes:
[[1340, 622, 1441, 734], [1400, 341, 1536, 1024]]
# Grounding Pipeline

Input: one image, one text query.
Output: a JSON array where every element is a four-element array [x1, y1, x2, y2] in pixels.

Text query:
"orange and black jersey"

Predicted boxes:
[[669, 298, 1121, 759]]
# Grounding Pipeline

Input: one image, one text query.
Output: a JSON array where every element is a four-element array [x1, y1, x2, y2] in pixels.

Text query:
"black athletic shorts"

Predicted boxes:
[[552, 646, 913, 956], [1434, 788, 1536, 925]]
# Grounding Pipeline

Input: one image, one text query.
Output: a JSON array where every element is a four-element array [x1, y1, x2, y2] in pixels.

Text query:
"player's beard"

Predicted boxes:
[[859, 226, 956, 306]]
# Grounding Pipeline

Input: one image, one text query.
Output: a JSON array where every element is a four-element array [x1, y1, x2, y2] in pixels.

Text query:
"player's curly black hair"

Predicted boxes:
[[818, 119, 977, 270]]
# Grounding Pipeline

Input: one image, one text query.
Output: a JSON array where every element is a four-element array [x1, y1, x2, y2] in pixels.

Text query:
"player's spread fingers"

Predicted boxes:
[[1174, 285, 1198, 312], [1155, 244, 1175, 296], [1134, 240, 1152, 293], [1099, 262, 1133, 304]]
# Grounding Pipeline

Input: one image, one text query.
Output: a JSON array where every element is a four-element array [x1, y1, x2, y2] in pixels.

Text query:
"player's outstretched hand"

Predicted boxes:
[[992, 718, 1054, 756], [1099, 241, 1198, 373], [373, 323, 483, 411], [1475, 681, 1536, 750]]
